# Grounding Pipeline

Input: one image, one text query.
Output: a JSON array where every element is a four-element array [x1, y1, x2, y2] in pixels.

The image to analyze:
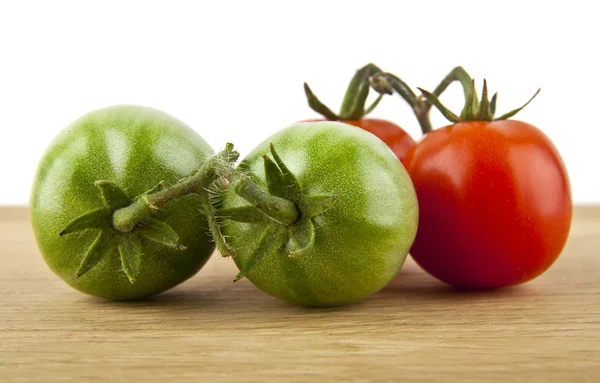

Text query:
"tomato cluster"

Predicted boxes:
[[303, 65, 571, 290], [29, 64, 572, 307]]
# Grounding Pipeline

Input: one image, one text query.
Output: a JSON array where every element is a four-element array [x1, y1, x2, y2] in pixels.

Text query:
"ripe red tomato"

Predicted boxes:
[[403, 119, 572, 288], [304, 118, 415, 161]]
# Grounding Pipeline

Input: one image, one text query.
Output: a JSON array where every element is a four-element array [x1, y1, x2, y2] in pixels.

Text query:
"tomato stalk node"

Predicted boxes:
[[370, 66, 475, 134], [111, 144, 240, 233]]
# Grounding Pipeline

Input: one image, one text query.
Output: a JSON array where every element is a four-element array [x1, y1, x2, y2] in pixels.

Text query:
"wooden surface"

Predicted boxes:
[[1, 206, 599, 382]]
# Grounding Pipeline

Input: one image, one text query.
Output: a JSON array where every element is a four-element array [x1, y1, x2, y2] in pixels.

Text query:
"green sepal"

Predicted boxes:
[[136, 217, 186, 250], [263, 154, 287, 198], [118, 234, 142, 283], [495, 88, 541, 121], [219, 205, 269, 223], [301, 194, 338, 217], [363, 94, 384, 117], [490, 93, 498, 116], [461, 80, 479, 120], [417, 88, 461, 123], [269, 143, 302, 195], [263, 153, 301, 200], [75, 230, 114, 278], [303, 82, 340, 121], [477, 80, 492, 121], [469, 80, 480, 117], [233, 226, 285, 282], [95, 180, 131, 209], [287, 218, 315, 258], [59, 208, 112, 237]]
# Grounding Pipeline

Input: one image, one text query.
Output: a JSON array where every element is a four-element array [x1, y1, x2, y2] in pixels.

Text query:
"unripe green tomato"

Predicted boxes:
[[221, 121, 419, 307], [30, 105, 215, 300]]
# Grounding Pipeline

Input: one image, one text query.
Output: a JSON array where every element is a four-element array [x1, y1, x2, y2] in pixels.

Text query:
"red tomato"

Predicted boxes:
[[403, 120, 572, 288], [304, 118, 415, 161]]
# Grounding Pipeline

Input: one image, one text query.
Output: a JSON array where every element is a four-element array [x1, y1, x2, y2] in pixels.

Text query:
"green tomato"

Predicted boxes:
[[30, 105, 215, 300], [221, 121, 419, 307]]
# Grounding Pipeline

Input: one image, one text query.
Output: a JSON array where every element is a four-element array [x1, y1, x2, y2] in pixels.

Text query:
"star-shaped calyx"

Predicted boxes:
[[59, 180, 185, 283], [220, 143, 338, 282]]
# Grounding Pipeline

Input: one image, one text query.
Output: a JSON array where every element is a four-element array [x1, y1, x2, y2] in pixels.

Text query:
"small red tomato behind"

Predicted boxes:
[[302, 63, 415, 161], [404, 80, 572, 289]]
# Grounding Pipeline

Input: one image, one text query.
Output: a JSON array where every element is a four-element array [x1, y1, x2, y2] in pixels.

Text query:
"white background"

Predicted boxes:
[[1, 0, 598, 204]]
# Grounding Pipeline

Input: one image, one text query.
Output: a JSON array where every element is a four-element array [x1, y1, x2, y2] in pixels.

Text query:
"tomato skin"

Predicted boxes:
[[403, 120, 572, 288], [222, 121, 419, 306], [303, 118, 415, 161], [30, 105, 216, 300]]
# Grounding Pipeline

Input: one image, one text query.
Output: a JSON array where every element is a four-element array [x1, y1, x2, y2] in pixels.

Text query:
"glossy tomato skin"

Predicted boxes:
[[30, 105, 215, 300], [304, 118, 415, 161], [403, 120, 572, 288], [222, 121, 419, 307]]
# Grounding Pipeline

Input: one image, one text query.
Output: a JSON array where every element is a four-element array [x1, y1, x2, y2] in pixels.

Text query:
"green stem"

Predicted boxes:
[[339, 63, 384, 120], [304, 83, 340, 121], [371, 73, 428, 131], [362, 94, 384, 117], [233, 178, 299, 225], [416, 66, 473, 134], [112, 146, 239, 233]]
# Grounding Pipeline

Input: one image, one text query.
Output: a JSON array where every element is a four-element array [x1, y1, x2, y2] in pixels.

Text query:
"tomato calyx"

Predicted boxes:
[[304, 63, 390, 121], [222, 143, 338, 282], [369, 66, 477, 134], [417, 78, 541, 123], [60, 144, 242, 283], [59, 181, 187, 283]]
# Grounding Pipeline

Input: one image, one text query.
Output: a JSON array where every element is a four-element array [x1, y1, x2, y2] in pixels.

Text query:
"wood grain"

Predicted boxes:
[[1, 206, 599, 382]]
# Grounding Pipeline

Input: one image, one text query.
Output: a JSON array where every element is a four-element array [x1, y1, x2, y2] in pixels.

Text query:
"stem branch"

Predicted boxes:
[[416, 66, 473, 134], [113, 146, 239, 233]]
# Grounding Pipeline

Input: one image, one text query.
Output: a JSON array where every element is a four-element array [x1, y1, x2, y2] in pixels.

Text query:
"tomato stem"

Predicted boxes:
[[112, 145, 240, 233], [233, 178, 299, 225], [428, 66, 473, 117], [111, 142, 305, 259], [370, 72, 437, 132], [304, 63, 387, 121], [362, 94, 384, 117], [373, 66, 474, 135], [303, 83, 339, 120], [339, 63, 384, 120]]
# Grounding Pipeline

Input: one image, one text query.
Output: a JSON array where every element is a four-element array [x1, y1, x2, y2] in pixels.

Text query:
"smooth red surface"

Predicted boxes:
[[403, 120, 573, 288], [303, 118, 415, 161]]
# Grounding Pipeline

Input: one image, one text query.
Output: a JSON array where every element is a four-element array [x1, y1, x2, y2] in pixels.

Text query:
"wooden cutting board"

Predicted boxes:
[[1, 206, 599, 382]]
